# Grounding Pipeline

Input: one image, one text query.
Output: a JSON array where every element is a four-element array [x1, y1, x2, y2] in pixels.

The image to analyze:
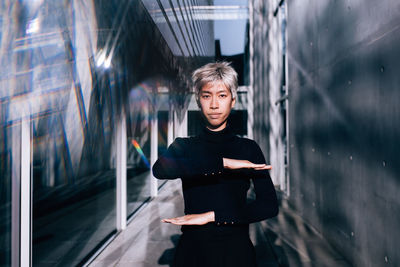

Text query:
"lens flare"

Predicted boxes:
[[131, 139, 150, 168]]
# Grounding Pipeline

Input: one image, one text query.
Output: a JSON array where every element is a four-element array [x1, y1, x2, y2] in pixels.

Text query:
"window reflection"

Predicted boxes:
[[1, 0, 215, 265], [0, 128, 12, 266], [126, 84, 152, 216]]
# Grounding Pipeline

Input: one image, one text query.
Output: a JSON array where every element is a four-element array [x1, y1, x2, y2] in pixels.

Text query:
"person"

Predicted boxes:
[[152, 62, 279, 267]]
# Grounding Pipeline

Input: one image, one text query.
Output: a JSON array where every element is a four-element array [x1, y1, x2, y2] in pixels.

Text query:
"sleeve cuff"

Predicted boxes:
[[202, 155, 224, 177], [214, 209, 238, 226]]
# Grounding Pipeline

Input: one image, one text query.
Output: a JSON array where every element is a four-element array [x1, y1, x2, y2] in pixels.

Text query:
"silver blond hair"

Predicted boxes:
[[192, 61, 238, 102]]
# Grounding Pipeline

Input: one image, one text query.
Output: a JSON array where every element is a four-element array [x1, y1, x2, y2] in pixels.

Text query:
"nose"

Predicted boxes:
[[210, 96, 218, 109]]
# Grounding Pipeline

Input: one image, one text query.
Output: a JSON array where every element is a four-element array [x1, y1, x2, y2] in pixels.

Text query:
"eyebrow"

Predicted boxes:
[[200, 89, 229, 94]]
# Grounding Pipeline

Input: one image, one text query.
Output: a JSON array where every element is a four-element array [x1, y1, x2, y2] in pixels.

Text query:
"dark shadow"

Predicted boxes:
[[257, 228, 289, 267], [158, 234, 181, 266]]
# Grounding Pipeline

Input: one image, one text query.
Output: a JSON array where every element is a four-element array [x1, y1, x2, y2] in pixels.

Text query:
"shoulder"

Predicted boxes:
[[235, 136, 265, 162], [173, 137, 189, 143], [235, 136, 260, 149], [171, 136, 198, 147], [172, 137, 190, 146]]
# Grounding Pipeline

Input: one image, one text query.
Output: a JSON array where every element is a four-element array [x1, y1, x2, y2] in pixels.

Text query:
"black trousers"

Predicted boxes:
[[173, 224, 257, 267]]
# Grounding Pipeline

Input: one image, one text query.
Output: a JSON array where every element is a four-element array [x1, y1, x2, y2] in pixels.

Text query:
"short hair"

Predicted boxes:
[[192, 61, 238, 102]]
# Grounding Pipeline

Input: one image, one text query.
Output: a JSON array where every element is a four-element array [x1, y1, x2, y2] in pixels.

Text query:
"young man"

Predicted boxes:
[[152, 62, 279, 267]]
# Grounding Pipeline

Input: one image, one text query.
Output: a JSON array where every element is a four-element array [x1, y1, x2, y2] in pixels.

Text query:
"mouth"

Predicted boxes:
[[208, 113, 222, 119]]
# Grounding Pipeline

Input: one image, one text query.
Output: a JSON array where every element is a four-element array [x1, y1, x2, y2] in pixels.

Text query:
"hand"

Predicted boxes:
[[161, 211, 215, 225], [223, 158, 272, 170]]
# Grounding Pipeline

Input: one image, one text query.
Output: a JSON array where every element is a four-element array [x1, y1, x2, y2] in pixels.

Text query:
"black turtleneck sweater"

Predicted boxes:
[[152, 126, 278, 227]]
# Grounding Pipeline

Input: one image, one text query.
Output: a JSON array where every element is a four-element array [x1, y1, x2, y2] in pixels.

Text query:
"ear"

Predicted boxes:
[[231, 97, 236, 108]]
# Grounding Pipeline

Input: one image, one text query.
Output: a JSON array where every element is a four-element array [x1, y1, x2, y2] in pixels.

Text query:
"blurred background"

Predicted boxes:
[[1, 0, 399, 266]]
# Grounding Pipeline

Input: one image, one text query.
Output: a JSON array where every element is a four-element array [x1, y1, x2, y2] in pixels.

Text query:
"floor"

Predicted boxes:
[[89, 179, 352, 267]]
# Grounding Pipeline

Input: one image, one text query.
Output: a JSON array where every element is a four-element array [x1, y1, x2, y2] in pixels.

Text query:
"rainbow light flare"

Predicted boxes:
[[131, 139, 150, 168]]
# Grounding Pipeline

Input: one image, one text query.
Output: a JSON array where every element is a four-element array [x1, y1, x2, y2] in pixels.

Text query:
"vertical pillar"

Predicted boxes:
[[116, 111, 127, 230], [20, 118, 31, 267], [12, 117, 31, 267], [150, 109, 158, 197], [11, 125, 21, 267], [174, 111, 180, 137], [284, 3, 290, 196], [181, 110, 188, 137], [174, 110, 188, 138], [248, 0, 254, 139], [168, 104, 174, 146]]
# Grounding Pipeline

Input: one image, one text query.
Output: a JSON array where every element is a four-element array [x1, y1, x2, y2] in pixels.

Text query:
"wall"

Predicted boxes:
[[286, 1, 400, 266]]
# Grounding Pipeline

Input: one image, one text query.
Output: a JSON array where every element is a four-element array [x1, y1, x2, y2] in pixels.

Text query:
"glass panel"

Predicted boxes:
[[0, 127, 12, 266], [0, 1, 119, 265], [157, 110, 169, 188], [158, 111, 169, 157], [32, 113, 116, 266], [125, 87, 170, 216], [126, 84, 152, 217], [28, 0, 118, 263], [2, 0, 216, 264]]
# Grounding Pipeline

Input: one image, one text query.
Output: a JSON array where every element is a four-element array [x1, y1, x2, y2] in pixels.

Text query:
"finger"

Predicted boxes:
[[168, 220, 188, 225], [254, 165, 272, 170], [254, 167, 272, 170], [251, 163, 267, 168], [162, 217, 179, 223], [165, 220, 182, 225]]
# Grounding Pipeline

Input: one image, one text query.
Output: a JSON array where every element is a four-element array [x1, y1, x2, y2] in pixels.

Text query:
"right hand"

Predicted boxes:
[[223, 158, 272, 170]]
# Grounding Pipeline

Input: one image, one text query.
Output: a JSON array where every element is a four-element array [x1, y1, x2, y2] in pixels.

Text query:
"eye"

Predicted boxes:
[[219, 94, 227, 98], [201, 94, 210, 99]]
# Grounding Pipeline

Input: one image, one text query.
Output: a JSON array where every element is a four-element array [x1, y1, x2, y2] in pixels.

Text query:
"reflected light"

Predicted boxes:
[[104, 56, 112, 69], [96, 49, 112, 69], [131, 139, 150, 168], [26, 18, 39, 34], [96, 50, 106, 67]]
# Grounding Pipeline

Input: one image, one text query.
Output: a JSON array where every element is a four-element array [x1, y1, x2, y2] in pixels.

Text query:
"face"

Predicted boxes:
[[198, 81, 236, 131]]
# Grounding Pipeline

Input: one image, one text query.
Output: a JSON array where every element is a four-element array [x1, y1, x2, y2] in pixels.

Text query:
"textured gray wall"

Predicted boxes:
[[286, 1, 400, 266]]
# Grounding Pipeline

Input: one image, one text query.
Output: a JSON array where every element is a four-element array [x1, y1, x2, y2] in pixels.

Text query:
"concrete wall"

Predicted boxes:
[[286, 1, 400, 266]]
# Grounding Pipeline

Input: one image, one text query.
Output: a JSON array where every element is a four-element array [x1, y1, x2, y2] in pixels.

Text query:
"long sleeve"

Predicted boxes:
[[152, 137, 224, 180], [214, 141, 279, 225]]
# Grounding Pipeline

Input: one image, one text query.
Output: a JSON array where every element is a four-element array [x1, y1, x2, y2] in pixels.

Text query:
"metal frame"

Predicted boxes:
[[116, 110, 127, 230], [150, 107, 158, 197], [168, 103, 174, 146]]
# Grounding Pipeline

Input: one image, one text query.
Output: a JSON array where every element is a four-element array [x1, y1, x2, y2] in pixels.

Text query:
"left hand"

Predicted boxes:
[[161, 211, 215, 225]]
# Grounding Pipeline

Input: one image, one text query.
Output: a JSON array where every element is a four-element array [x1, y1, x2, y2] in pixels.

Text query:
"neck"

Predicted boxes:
[[200, 123, 234, 143], [206, 121, 227, 132]]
